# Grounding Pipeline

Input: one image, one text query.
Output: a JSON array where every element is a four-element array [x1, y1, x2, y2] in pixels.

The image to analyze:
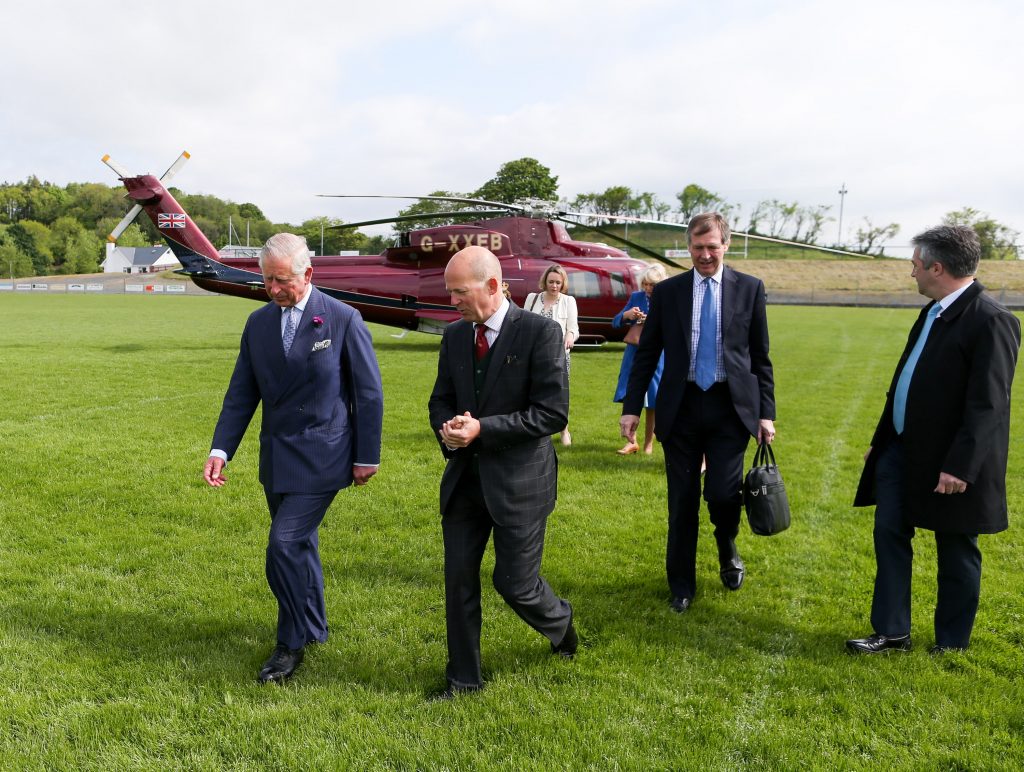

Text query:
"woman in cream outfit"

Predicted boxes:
[[525, 264, 579, 446]]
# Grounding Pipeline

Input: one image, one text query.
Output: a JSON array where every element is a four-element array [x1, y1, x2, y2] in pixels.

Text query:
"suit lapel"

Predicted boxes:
[[676, 270, 695, 354], [720, 265, 737, 337], [477, 304, 522, 409], [919, 281, 983, 358], [453, 321, 478, 410]]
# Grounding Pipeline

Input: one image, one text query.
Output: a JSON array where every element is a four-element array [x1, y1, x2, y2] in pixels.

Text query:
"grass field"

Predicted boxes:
[[1, 294, 1022, 770]]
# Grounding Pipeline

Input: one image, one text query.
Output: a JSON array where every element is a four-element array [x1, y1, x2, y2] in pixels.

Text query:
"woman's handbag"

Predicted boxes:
[[743, 442, 790, 536], [623, 321, 643, 345]]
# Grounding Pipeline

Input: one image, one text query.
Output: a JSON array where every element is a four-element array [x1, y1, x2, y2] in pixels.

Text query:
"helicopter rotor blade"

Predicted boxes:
[[554, 214, 683, 267], [158, 150, 191, 186], [561, 210, 869, 259], [328, 210, 512, 230], [102, 150, 191, 242], [106, 204, 145, 242], [318, 193, 526, 212]]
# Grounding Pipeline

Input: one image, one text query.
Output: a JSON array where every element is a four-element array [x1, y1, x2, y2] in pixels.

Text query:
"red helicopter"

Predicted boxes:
[[102, 152, 861, 343]]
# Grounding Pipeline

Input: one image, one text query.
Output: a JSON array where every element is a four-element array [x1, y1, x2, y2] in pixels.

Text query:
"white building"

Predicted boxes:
[[101, 244, 180, 274]]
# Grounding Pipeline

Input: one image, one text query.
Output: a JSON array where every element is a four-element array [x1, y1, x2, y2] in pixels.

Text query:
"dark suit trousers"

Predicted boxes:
[[663, 382, 750, 600], [264, 490, 338, 650], [870, 440, 982, 647], [442, 469, 572, 689]]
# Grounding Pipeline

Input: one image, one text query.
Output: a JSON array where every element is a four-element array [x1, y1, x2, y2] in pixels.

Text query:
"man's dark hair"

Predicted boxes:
[[912, 225, 980, 278], [687, 212, 731, 246]]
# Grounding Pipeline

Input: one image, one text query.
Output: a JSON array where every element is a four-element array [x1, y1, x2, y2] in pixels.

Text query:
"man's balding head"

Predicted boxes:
[[444, 246, 504, 323]]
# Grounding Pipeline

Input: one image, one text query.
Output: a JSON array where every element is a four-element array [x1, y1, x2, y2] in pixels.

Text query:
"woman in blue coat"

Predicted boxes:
[[613, 264, 667, 454]]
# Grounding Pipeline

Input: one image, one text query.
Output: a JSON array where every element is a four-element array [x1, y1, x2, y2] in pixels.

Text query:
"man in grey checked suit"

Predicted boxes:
[[203, 233, 384, 684], [427, 245, 577, 700]]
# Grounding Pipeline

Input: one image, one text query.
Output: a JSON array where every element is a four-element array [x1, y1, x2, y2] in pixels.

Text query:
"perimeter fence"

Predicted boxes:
[[4, 278, 1024, 309]]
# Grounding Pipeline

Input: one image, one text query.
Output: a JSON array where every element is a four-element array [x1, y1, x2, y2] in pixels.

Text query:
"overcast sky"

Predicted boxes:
[[2, 0, 1021, 255]]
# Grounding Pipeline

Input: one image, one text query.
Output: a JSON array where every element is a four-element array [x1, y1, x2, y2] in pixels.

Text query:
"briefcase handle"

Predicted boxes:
[[754, 441, 778, 468]]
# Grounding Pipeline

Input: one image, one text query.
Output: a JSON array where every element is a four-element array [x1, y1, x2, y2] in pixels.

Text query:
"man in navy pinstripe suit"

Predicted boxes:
[[203, 233, 384, 684], [428, 246, 577, 700]]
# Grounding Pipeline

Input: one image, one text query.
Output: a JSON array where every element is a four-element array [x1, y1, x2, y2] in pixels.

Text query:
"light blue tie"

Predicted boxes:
[[282, 307, 297, 355], [695, 277, 717, 390], [892, 303, 941, 434]]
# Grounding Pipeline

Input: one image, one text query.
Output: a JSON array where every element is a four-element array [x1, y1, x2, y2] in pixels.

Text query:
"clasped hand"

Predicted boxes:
[[440, 411, 481, 448]]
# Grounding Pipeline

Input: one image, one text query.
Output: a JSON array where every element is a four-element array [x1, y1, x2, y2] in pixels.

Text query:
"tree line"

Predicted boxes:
[[400, 160, 1020, 260], [1, 160, 1018, 278], [0, 177, 378, 278]]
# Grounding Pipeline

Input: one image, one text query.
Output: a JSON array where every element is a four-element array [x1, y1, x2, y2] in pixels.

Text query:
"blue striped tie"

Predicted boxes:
[[892, 303, 941, 434], [282, 308, 297, 355], [695, 277, 717, 390]]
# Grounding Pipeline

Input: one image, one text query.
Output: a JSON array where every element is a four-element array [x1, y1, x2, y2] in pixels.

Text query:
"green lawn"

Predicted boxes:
[[1, 294, 1021, 770]]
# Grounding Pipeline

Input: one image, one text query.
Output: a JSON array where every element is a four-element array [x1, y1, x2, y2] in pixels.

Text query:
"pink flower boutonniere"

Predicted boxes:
[[312, 315, 324, 328]]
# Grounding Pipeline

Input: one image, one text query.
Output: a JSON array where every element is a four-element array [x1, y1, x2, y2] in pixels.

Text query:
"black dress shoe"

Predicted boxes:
[[716, 538, 745, 591], [258, 643, 304, 683], [428, 683, 482, 702], [670, 596, 692, 613], [719, 556, 745, 590], [929, 644, 966, 655], [551, 618, 578, 658], [845, 632, 911, 655]]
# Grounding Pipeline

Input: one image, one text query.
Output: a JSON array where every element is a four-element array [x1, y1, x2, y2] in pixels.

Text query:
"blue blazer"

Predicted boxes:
[[212, 287, 384, 494], [612, 289, 650, 329]]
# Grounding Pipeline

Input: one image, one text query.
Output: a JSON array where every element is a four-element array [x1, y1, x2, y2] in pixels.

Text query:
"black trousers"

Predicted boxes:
[[870, 440, 982, 648], [662, 382, 751, 600], [441, 469, 572, 689]]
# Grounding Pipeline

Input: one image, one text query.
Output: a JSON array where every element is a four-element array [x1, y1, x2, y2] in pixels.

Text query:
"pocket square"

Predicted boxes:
[[312, 339, 332, 352]]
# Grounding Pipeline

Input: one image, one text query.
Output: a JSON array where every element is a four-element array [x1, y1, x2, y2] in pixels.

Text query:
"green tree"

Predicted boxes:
[[942, 207, 1019, 260], [800, 205, 833, 244], [238, 202, 266, 220], [855, 218, 900, 255], [66, 183, 126, 230], [474, 158, 558, 203], [392, 191, 473, 233], [8, 220, 54, 274], [0, 240, 33, 278], [676, 184, 727, 221], [298, 217, 372, 256]]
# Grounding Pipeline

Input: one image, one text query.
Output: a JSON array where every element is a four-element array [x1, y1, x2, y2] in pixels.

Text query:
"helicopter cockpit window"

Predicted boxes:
[[609, 272, 629, 299], [564, 269, 601, 299]]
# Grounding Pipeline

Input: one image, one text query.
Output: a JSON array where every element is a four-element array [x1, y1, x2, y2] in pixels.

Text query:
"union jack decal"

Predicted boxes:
[[158, 213, 187, 229]]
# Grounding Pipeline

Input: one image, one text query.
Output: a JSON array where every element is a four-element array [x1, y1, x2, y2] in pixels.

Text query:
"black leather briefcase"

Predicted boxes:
[[743, 442, 791, 536]]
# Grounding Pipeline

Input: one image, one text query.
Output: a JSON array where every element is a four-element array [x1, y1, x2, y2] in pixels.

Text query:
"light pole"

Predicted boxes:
[[837, 183, 848, 246]]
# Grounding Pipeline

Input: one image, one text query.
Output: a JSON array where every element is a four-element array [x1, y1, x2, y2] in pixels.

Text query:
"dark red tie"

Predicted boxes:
[[474, 324, 489, 361]]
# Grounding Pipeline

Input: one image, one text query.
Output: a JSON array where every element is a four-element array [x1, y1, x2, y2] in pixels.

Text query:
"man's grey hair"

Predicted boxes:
[[259, 233, 311, 275], [687, 212, 731, 246], [912, 225, 980, 279]]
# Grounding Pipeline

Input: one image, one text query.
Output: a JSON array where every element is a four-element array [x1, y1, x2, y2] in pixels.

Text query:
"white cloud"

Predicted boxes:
[[2, 0, 1022, 251]]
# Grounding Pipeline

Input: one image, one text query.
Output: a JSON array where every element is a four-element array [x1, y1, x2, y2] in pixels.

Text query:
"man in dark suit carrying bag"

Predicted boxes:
[[428, 246, 577, 700], [620, 212, 776, 613], [203, 233, 384, 683], [847, 225, 1020, 655]]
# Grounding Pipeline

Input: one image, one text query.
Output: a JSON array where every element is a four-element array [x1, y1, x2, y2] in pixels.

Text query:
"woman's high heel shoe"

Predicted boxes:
[[616, 442, 639, 455]]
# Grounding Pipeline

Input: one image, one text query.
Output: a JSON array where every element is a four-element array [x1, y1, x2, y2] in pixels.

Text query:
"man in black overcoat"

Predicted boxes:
[[848, 225, 1020, 654]]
